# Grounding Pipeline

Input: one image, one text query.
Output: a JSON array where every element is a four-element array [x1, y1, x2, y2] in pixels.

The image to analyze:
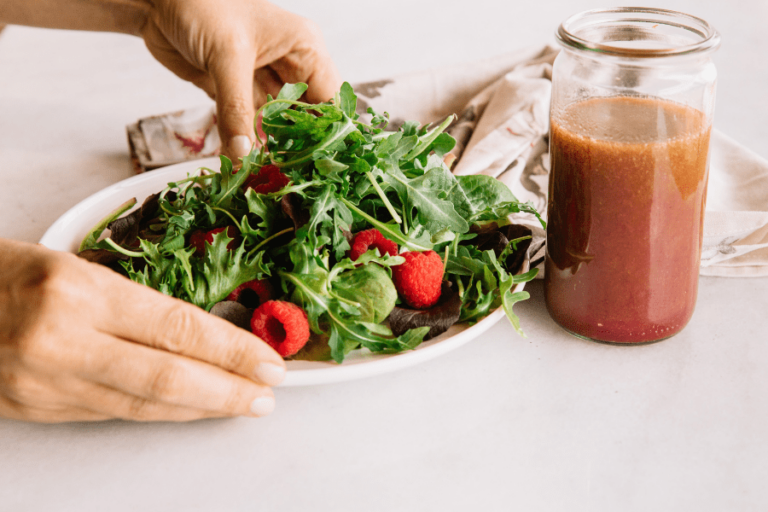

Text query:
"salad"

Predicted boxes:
[[79, 82, 543, 363]]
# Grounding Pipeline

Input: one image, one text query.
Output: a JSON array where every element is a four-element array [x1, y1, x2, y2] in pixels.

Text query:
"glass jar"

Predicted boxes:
[[544, 8, 720, 344]]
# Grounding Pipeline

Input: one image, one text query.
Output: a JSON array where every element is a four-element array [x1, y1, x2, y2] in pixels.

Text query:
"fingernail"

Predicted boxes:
[[250, 396, 276, 417], [254, 362, 286, 386], [229, 135, 252, 158]]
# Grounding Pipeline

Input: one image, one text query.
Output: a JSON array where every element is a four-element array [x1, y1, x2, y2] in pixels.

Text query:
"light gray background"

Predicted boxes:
[[1, 1, 767, 511]]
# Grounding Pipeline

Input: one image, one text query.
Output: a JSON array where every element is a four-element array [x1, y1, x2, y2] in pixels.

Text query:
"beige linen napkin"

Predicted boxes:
[[128, 45, 768, 277]]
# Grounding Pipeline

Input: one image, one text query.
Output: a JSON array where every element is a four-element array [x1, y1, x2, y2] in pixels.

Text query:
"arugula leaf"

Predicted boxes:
[[281, 269, 331, 333], [325, 303, 429, 362], [269, 108, 344, 140], [456, 175, 517, 214], [458, 280, 497, 323], [376, 132, 420, 171], [276, 117, 357, 167], [315, 157, 349, 176], [211, 154, 254, 208], [338, 82, 357, 118], [402, 115, 455, 161], [342, 198, 433, 252], [383, 167, 469, 235], [262, 83, 309, 118], [245, 188, 278, 238], [302, 184, 352, 250]]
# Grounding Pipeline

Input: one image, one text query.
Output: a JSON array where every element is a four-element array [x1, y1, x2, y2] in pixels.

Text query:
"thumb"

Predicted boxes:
[[210, 54, 257, 160]]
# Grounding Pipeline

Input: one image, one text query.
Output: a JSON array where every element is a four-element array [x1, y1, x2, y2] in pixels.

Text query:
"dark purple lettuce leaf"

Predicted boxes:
[[389, 281, 462, 341], [281, 193, 310, 230], [107, 212, 141, 247], [209, 301, 253, 330], [468, 223, 532, 275], [107, 192, 161, 247]]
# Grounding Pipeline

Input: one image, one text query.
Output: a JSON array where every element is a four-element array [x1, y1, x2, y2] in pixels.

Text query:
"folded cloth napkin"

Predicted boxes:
[[128, 45, 768, 277], [127, 106, 220, 172]]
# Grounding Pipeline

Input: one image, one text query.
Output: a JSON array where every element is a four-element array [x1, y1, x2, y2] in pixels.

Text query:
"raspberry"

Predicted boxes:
[[189, 226, 239, 256], [250, 300, 310, 357], [227, 279, 274, 308], [391, 251, 444, 309], [243, 164, 290, 194], [348, 229, 398, 261]]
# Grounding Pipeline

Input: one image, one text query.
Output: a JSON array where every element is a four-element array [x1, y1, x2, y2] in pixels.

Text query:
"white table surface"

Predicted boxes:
[[1, 1, 767, 510]]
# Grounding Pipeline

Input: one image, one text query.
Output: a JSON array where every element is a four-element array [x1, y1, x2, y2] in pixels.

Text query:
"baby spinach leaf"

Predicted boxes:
[[333, 263, 398, 324]]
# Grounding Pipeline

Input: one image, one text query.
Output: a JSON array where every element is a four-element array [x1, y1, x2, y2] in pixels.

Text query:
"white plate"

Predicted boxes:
[[40, 157, 522, 386]]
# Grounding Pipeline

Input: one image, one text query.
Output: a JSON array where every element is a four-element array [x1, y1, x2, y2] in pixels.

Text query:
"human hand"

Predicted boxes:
[[0, 239, 286, 423], [141, 0, 342, 159]]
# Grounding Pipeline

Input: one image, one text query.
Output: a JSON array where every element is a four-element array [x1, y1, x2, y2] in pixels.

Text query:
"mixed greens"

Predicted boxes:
[[80, 82, 543, 362]]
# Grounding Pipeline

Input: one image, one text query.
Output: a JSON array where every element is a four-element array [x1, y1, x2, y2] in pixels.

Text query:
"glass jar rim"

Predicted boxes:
[[557, 7, 721, 58]]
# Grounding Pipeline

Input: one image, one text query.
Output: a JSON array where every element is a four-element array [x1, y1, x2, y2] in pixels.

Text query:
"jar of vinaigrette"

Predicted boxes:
[[545, 8, 720, 344]]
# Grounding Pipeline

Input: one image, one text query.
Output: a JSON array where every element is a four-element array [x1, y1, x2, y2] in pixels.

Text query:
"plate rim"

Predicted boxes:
[[39, 157, 522, 387]]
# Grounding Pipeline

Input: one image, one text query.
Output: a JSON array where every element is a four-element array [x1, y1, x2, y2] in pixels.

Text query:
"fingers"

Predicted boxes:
[[0, 396, 111, 423], [143, 19, 214, 95], [0, 377, 227, 423], [71, 382, 234, 422], [254, 67, 284, 103], [73, 331, 276, 417], [295, 34, 342, 105], [209, 50, 257, 160], [96, 273, 286, 387], [267, 19, 342, 104], [304, 63, 343, 105]]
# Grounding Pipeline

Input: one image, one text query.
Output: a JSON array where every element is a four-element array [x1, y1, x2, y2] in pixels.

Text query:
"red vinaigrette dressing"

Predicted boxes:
[[544, 96, 711, 343]]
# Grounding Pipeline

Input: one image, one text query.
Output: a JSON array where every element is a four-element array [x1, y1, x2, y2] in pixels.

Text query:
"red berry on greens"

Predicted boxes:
[[243, 164, 290, 194], [391, 251, 444, 309], [250, 300, 310, 358], [348, 229, 398, 261], [227, 279, 274, 309]]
